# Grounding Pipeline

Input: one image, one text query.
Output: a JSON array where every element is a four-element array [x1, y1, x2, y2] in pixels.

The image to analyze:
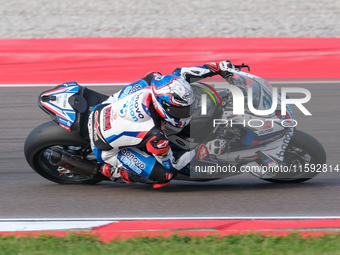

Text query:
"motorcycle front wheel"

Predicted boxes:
[[24, 121, 101, 185], [261, 129, 326, 183]]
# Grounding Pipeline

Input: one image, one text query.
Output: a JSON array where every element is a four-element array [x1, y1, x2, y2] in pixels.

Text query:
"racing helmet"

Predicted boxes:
[[151, 74, 195, 128]]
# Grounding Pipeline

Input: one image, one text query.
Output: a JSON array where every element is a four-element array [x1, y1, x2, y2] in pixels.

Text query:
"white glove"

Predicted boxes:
[[219, 60, 235, 72], [195, 139, 226, 160], [206, 139, 226, 155]]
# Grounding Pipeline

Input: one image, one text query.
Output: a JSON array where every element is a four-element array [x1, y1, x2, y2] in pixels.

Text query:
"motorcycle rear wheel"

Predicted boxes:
[[261, 129, 326, 183], [24, 121, 101, 184]]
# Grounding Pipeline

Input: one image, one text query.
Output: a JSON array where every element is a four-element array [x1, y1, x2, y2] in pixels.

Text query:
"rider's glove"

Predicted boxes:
[[219, 60, 235, 72], [195, 139, 226, 160], [204, 60, 235, 76], [207, 139, 226, 155]]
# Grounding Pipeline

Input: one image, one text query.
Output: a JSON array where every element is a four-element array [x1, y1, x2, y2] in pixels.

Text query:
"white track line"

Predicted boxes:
[[0, 81, 339, 88], [0, 221, 117, 231]]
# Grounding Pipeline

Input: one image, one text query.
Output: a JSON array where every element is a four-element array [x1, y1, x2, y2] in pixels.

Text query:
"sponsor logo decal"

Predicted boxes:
[[59, 123, 71, 131], [129, 93, 145, 121], [119, 84, 142, 99], [58, 116, 72, 127], [261, 120, 272, 129], [258, 120, 273, 134], [119, 101, 128, 117], [94, 110, 105, 142], [276, 127, 293, 160], [264, 158, 275, 166], [63, 82, 78, 87], [104, 106, 112, 131], [259, 128, 274, 135], [176, 139, 186, 146], [119, 149, 146, 175]]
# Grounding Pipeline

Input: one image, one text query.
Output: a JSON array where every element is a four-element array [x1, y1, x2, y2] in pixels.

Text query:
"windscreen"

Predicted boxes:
[[227, 73, 261, 110]]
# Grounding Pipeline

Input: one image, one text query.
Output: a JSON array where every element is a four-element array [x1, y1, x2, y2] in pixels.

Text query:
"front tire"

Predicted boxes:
[[24, 121, 101, 184], [262, 129, 326, 183]]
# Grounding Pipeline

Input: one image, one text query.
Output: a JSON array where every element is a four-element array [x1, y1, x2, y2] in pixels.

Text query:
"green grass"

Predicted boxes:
[[1, 233, 340, 255]]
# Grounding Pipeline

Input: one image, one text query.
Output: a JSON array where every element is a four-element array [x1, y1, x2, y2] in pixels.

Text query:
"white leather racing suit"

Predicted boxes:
[[88, 64, 221, 182]]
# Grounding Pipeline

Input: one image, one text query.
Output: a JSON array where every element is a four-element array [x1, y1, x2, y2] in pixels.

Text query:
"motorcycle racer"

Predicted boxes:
[[87, 60, 235, 187]]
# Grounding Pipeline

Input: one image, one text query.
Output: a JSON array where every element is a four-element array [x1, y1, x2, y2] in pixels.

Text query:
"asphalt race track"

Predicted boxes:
[[0, 82, 339, 219]]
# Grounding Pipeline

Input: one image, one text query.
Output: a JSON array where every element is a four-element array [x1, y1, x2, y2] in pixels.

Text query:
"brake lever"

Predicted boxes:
[[234, 63, 250, 71]]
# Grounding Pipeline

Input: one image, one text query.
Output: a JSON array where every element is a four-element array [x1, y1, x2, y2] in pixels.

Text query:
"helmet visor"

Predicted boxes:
[[162, 101, 192, 119]]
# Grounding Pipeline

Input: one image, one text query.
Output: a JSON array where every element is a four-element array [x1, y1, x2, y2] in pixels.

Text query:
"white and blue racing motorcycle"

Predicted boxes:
[[24, 65, 326, 185]]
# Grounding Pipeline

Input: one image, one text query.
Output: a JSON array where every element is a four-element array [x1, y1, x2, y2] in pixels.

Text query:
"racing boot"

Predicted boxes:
[[151, 172, 174, 188], [101, 164, 173, 187], [100, 164, 134, 183]]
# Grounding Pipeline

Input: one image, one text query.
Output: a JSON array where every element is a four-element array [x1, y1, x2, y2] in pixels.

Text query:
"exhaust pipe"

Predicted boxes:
[[49, 147, 98, 179]]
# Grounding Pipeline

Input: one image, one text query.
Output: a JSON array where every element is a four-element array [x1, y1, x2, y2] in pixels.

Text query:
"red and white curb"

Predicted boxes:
[[1, 217, 340, 241], [1, 38, 340, 84]]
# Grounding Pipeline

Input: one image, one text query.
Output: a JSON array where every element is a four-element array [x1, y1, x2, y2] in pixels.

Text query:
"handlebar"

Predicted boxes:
[[219, 63, 251, 80], [234, 63, 250, 71]]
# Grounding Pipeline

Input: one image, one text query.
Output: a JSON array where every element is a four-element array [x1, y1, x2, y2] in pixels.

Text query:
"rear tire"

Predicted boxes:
[[261, 129, 326, 183], [24, 121, 101, 184]]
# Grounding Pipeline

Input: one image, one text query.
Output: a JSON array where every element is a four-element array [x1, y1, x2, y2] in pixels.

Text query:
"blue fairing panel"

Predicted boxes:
[[117, 148, 156, 178]]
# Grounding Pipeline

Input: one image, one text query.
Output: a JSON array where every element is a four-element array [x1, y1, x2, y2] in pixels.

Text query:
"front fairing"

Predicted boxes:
[[218, 70, 295, 152], [168, 70, 296, 167], [225, 69, 294, 127]]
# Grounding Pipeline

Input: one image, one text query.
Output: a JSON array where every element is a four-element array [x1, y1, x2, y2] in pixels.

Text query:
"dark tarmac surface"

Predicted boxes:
[[0, 82, 339, 219]]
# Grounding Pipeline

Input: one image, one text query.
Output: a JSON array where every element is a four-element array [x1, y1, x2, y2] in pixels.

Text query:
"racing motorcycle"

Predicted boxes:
[[24, 65, 326, 185]]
